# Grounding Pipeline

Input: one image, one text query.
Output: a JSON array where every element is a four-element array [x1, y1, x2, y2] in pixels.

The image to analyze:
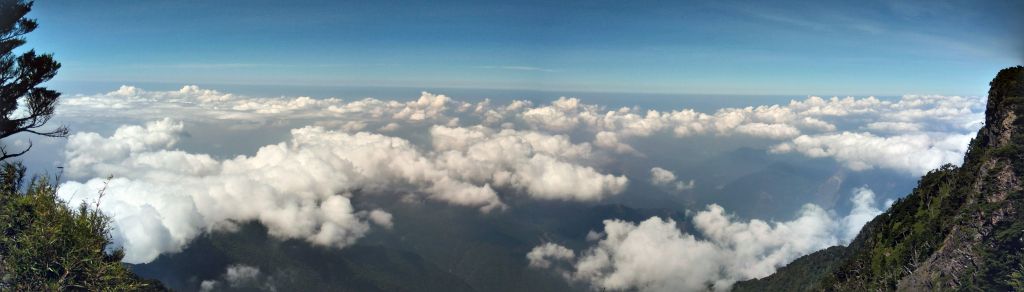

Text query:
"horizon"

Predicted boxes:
[[2, 1, 1023, 291], [25, 0, 1024, 96]]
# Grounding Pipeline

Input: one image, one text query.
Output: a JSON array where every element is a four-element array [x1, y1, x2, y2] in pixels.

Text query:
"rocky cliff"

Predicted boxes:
[[734, 66, 1024, 291]]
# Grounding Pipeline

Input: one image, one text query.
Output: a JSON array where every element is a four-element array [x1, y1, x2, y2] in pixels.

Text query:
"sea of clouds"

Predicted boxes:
[[46, 85, 983, 290], [527, 187, 886, 291]]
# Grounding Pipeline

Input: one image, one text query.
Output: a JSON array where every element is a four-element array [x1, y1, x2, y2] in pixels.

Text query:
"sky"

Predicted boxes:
[[25, 0, 1023, 96], [6, 2, 1021, 290], [44, 85, 982, 291]]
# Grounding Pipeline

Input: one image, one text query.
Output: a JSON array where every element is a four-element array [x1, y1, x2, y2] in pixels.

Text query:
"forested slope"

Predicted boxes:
[[735, 66, 1024, 291]]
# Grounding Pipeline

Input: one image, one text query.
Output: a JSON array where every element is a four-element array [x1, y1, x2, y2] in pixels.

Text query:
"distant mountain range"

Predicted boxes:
[[131, 199, 691, 291], [735, 66, 1024, 291]]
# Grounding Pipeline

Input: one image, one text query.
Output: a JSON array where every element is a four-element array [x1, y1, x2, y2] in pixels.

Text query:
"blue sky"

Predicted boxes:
[[25, 0, 1023, 96]]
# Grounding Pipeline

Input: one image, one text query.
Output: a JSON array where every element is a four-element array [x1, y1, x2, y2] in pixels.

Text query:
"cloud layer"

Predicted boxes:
[[58, 118, 626, 263], [528, 188, 886, 292], [60, 86, 984, 175], [51, 85, 981, 265]]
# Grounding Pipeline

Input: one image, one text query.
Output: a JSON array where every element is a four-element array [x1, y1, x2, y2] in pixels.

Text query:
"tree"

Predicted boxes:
[[0, 2, 164, 289], [0, 162, 164, 290], [0, 0, 67, 161]]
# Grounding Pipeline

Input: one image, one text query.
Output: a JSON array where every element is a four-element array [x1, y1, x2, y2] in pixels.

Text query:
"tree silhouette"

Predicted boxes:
[[0, 0, 67, 160]]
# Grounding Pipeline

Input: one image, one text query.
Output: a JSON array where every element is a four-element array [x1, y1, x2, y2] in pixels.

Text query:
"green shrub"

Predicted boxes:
[[0, 162, 163, 291]]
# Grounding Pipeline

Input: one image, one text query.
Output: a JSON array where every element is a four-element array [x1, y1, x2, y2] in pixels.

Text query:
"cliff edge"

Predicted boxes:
[[735, 66, 1024, 291]]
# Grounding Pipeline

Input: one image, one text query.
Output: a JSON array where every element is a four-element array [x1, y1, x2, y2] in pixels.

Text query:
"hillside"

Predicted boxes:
[[132, 200, 690, 291], [735, 66, 1024, 291]]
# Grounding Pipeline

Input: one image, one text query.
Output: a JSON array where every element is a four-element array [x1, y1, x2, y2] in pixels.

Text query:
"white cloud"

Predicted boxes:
[[799, 117, 837, 132], [224, 264, 261, 286], [59, 119, 629, 263], [521, 97, 584, 132], [199, 264, 266, 291], [391, 92, 453, 122], [840, 187, 886, 241], [378, 122, 401, 132], [527, 243, 576, 269], [733, 123, 801, 139], [199, 280, 217, 292], [494, 93, 979, 175], [865, 121, 922, 133], [431, 126, 628, 201], [339, 120, 368, 132], [52, 86, 988, 269], [771, 132, 973, 175], [60, 121, 486, 263], [530, 188, 886, 292], [650, 167, 677, 185], [509, 155, 628, 201], [367, 209, 394, 229], [63, 118, 189, 178], [59, 86, 467, 132], [594, 131, 639, 155], [59, 86, 983, 174], [650, 167, 695, 192], [674, 180, 696, 192]]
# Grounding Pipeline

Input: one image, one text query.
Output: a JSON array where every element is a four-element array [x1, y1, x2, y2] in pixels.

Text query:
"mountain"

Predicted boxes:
[[132, 199, 688, 291], [131, 223, 476, 292], [734, 66, 1024, 291]]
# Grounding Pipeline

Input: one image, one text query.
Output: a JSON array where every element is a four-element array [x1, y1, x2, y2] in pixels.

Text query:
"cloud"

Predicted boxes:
[[199, 280, 217, 292], [51, 86, 987, 266], [594, 131, 640, 155], [391, 92, 453, 122], [59, 119, 628, 263], [224, 265, 261, 286], [840, 187, 885, 241], [649, 167, 695, 192], [771, 131, 973, 175], [199, 264, 267, 292], [733, 123, 801, 139], [378, 122, 401, 132], [59, 86, 463, 126], [865, 121, 922, 133], [60, 121, 478, 263], [649, 167, 677, 185], [431, 125, 628, 201], [529, 188, 886, 292], [63, 118, 199, 178], [59, 86, 983, 174], [521, 97, 584, 132], [367, 209, 394, 229], [486, 93, 979, 174], [527, 243, 576, 269]]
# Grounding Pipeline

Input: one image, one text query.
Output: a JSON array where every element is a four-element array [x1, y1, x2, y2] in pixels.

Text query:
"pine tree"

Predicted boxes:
[[0, 0, 67, 160]]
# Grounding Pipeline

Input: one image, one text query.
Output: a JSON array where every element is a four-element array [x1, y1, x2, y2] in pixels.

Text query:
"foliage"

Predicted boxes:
[[731, 246, 849, 292], [0, 162, 164, 290], [819, 164, 966, 290], [0, 0, 68, 160], [732, 66, 1024, 291]]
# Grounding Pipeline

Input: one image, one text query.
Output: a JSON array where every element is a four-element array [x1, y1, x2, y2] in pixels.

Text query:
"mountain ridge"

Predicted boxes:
[[734, 66, 1024, 291]]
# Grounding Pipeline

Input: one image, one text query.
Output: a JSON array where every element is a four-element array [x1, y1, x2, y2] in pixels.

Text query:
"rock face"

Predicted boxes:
[[734, 66, 1024, 291]]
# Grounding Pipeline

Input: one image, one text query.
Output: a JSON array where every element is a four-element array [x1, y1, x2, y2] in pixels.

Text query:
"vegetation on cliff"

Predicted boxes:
[[0, 163, 164, 290], [735, 66, 1024, 291], [0, 1, 163, 290]]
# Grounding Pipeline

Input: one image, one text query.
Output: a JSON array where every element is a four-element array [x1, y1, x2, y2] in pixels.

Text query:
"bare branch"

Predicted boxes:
[[0, 139, 30, 160]]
